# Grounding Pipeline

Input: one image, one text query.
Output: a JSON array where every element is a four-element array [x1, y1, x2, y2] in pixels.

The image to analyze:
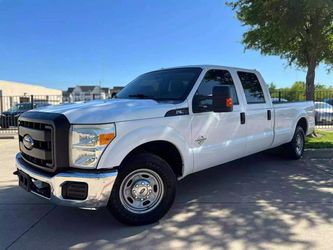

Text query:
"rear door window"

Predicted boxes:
[[237, 71, 265, 104]]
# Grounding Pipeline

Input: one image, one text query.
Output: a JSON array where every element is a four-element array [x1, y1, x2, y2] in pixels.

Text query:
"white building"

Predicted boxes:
[[74, 86, 107, 100], [0, 80, 62, 112], [63, 85, 123, 102]]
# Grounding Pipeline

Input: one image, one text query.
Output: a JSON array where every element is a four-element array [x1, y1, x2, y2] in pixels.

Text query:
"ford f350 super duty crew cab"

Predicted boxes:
[[15, 65, 315, 225]]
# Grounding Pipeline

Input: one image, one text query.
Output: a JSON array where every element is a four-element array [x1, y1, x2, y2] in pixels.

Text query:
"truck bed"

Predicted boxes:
[[272, 101, 315, 147]]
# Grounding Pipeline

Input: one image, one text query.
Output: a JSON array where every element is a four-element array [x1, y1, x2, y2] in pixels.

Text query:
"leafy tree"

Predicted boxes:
[[228, 0, 333, 100], [270, 81, 333, 101], [315, 83, 333, 90]]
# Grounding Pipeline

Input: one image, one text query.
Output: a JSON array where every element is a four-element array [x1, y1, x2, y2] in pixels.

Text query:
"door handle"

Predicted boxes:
[[240, 112, 246, 124], [267, 110, 272, 120]]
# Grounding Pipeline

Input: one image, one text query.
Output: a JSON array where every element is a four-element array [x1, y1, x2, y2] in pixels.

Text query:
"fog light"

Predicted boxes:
[[61, 181, 88, 200]]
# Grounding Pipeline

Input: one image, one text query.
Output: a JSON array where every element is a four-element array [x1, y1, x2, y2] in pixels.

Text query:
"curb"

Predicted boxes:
[[304, 149, 333, 159], [0, 133, 17, 139], [0, 136, 16, 139]]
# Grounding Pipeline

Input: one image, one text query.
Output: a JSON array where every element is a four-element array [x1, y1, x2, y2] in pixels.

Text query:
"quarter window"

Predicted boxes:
[[237, 71, 265, 104], [193, 69, 239, 113]]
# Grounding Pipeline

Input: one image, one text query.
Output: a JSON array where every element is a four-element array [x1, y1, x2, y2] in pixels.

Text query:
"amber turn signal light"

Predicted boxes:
[[99, 133, 115, 145], [226, 98, 233, 108]]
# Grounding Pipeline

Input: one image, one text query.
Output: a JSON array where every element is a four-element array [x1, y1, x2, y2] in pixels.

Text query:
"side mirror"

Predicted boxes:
[[212, 85, 233, 112]]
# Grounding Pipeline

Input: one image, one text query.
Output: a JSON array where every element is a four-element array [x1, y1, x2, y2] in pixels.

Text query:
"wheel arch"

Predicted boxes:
[[98, 125, 192, 178], [121, 140, 184, 178], [296, 117, 308, 135]]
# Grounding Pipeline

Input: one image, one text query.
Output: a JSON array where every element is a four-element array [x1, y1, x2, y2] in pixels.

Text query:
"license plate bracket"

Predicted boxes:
[[18, 170, 32, 192]]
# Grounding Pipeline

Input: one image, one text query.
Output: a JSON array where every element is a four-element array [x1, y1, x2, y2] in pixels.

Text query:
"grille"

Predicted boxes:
[[19, 120, 47, 130], [21, 152, 53, 168], [18, 120, 54, 169]]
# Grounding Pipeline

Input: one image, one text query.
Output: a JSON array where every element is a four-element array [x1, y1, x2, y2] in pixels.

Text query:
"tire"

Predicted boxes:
[[284, 126, 305, 160], [108, 152, 177, 226], [0, 119, 9, 129]]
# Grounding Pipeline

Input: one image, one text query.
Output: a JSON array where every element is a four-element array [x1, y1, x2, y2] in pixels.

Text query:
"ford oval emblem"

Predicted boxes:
[[23, 135, 34, 150]]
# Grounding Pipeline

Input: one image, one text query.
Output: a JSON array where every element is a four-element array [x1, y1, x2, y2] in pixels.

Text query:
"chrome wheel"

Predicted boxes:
[[295, 133, 304, 155], [119, 169, 164, 214]]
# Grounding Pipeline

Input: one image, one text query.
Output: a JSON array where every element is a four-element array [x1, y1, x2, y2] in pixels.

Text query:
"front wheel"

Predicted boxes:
[[108, 153, 177, 225], [284, 126, 305, 160], [0, 118, 9, 129]]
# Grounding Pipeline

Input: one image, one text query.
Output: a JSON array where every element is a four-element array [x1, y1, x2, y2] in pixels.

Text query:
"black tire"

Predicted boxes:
[[0, 120, 9, 129], [284, 126, 305, 160], [108, 152, 177, 226]]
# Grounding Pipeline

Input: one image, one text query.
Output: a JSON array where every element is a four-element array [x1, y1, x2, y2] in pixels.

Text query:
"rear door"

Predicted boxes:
[[236, 71, 274, 154]]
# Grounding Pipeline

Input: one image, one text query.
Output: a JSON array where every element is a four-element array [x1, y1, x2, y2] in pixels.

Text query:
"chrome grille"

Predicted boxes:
[[18, 120, 54, 169]]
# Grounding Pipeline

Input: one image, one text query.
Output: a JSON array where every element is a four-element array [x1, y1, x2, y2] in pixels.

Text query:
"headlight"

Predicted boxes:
[[69, 124, 116, 169]]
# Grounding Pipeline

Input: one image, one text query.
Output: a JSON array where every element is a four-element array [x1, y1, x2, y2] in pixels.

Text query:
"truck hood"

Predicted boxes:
[[30, 99, 179, 124]]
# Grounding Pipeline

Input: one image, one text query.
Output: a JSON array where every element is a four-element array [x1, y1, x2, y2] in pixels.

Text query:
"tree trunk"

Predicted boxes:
[[305, 62, 316, 101]]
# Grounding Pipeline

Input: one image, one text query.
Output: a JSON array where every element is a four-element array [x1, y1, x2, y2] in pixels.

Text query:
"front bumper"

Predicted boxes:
[[15, 153, 118, 208], [317, 114, 333, 123]]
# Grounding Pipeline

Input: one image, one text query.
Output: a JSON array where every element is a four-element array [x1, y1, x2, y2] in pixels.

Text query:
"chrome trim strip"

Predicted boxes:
[[18, 126, 51, 141], [19, 142, 52, 160]]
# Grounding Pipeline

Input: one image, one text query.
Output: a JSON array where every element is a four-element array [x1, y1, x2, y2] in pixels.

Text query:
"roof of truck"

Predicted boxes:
[[159, 65, 258, 72]]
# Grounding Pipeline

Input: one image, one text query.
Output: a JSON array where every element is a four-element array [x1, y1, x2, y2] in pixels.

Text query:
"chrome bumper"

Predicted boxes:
[[15, 153, 118, 208]]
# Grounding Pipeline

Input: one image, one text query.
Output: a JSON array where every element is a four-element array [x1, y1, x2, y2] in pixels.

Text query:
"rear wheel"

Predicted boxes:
[[108, 153, 177, 225], [284, 126, 305, 160]]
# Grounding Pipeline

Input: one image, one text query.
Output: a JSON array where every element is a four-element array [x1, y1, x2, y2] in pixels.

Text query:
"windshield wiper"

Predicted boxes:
[[128, 94, 154, 99]]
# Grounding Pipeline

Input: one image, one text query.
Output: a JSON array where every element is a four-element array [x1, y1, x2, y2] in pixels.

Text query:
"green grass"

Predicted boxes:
[[305, 130, 333, 149]]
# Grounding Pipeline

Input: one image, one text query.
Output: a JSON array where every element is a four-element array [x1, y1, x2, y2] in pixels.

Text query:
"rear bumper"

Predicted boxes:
[[15, 153, 118, 208]]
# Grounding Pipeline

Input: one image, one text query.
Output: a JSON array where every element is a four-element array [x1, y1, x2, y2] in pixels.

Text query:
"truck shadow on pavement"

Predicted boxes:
[[3, 153, 333, 250]]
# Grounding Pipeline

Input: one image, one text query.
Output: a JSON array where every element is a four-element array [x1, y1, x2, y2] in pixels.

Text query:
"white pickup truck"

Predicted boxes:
[[15, 65, 314, 225]]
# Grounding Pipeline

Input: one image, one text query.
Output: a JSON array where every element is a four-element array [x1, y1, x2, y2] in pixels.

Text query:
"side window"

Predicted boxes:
[[193, 69, 239, 113], [237, 71, 265, 104]]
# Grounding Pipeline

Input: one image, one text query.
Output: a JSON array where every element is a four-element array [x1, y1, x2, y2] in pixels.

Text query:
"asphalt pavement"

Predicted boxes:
[[1, 139, 332, 250]]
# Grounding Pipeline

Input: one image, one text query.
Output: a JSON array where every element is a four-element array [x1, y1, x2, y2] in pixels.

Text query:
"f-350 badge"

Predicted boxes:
[[195, 136, 207, 145]]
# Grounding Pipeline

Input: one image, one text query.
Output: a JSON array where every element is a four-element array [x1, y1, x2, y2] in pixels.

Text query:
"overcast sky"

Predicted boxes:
[[0, 0, 332, 90]]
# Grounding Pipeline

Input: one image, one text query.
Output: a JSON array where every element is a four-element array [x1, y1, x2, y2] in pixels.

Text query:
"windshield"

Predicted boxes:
[[315, 103, 333, 109], [116, 67, 202, 102], [7, 103, 31, 112]]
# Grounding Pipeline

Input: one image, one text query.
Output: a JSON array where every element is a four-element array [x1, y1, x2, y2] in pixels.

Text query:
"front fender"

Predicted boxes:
[[97, 125, 193, 177]]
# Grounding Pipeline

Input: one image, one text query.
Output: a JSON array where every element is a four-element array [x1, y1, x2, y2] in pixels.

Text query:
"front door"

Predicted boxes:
[[191, 69, 247, 172]]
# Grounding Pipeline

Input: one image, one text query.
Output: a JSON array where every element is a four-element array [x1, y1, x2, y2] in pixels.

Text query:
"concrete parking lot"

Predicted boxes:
[[1, 139, 332, 250]]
